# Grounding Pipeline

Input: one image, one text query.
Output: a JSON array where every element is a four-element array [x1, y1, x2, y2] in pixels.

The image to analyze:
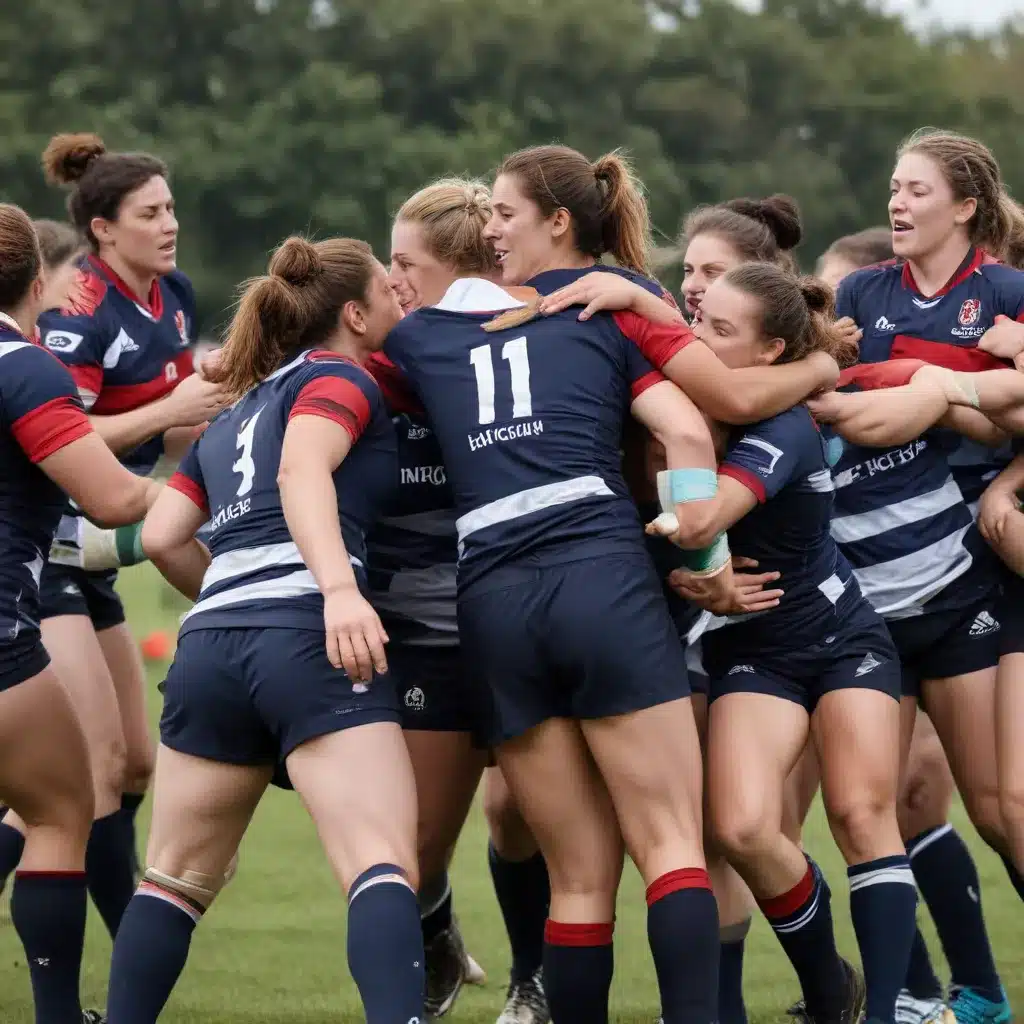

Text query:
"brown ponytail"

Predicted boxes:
[[209, 235, 377, 399], [0, 203, 43, 313], [497, 145, 652, 275], [723, 263, 858, 369]]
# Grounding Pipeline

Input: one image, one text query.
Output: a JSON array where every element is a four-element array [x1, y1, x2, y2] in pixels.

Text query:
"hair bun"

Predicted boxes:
[[798, 276, 835, 317], [725, 194, 803, 252], [42, 133, 107, 186], [269, 236, 323, 287]]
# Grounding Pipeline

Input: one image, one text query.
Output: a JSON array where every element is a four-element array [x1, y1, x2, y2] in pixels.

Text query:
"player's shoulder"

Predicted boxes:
[[597, 264, 667, 299], [0, 330, 76, 404], [841, 259, 901, 296], [742, 403, 816, 442], [60, 258, 113, 319], [976, 253, 1024, 291]]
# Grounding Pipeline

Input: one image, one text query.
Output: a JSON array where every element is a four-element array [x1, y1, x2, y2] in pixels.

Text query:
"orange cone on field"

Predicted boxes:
[[140, 630, 172, 662]]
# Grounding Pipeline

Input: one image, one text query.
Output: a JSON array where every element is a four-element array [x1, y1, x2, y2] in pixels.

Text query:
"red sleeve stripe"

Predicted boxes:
[[68, 364, 104, 409], [630, 370, 665, 399], [838, 359, 924, 391], [167, 471, 209, 515], [1016, 312, 1024, 324], [90, 352, 194, 415], [612, 310, 694, 368], [11, 396, 94, 463], [891, 335, 1008, 372], [290, 377, 372, 442], [719, 463, 766, 503]]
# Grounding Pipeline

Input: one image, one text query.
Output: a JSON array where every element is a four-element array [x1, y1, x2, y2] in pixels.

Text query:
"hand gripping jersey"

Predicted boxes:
[[167, 350, 397, 636], [703, 405, 862, 654], [365, 353, 459, 647], [824, 362, 996, 619], [384, 277, 687, 592], [837, 248, 1024, 506], [0, 325, 93, 641]]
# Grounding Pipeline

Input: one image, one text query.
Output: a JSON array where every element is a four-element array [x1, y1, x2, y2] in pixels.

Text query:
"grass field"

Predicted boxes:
[[1, 564, 1021, 1022]]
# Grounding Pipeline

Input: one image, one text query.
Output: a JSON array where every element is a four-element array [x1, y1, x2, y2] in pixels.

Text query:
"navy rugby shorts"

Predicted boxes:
[[998, 570, 1024, 658], [0, 634, 51, 693], [160, 627, 401, 765], [38, 563, 126, 631], [887, 593, 1003, 698], [389, 642, 485, 736], [703, 604, 900, 712], [457, 551, 691, 747]]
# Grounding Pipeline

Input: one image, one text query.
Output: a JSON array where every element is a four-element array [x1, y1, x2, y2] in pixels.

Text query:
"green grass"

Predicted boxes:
[[1, 564, 1021, 1022]]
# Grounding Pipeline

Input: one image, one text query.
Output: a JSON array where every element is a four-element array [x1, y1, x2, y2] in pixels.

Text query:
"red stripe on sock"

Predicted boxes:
[[759, 865, 814, 920], [15, 870, 86, 879], [543, 919, 614, 947], [645, 867, 712, 907]]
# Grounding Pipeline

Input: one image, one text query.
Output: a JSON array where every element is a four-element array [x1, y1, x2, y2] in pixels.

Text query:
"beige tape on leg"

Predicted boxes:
[[144, 866, 223, 910]]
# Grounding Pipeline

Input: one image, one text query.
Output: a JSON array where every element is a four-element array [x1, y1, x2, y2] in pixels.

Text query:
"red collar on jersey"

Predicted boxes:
[[88, 254, 164, 319], [899, 247, 988, 299]]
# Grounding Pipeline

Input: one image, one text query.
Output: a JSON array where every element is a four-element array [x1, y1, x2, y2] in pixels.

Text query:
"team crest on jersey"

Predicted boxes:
[[175, 309, 189, 346], [61, 269, 107, 317], [958, 299, 981, 326]]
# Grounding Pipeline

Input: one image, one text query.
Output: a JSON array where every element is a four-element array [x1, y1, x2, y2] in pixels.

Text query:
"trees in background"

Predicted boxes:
[[2, 0, 1020, 324]]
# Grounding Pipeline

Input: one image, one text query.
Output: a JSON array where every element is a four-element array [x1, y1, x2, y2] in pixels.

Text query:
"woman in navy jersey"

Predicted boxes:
[[375, 179, 495, 1017], [831, 131, 1024, 990], [2, 134, 229, 942], [661, 264, 916, 1024], [105, 235, 426, 1024], [0, 202, 164, 1024]]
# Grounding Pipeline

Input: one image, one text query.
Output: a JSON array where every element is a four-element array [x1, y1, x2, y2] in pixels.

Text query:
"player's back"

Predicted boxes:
[[173, 349, 396, 634], [385, 279, 660, 590], [0, 331, 92, 636]]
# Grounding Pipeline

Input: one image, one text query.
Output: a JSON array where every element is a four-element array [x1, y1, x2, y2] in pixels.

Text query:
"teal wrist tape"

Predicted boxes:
[[114, 522, 147, 566], [657, 468, 718, 512], [676, 532, 730, 576]]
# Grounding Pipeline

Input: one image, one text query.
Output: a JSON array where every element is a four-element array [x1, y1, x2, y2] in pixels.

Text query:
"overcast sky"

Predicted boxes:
[[883, 0, 1022, 30]]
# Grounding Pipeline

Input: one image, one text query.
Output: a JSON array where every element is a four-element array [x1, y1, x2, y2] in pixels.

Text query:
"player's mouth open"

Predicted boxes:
[[892, 219, 913, 233], [494, 250, 509, 265]]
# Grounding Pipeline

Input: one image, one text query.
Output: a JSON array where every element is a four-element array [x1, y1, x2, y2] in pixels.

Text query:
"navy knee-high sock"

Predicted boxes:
[[0, 814, 26, 883], [420, 870, 453, 944], [849, 855, 918, 1024], [903, 925, 944, 1000], [718, 920, 751, 1024], [907, 825, 1001, 1001], [12, 870, 87, 1023], [543, 920, 614, 1024], [107, 877, 203, 1023], [647, 868, 719, 1024], [347, 864, 425, 1024], [758, 858, 849, 1020], [120, 792, 145, 879], [86, 810, 137, 938], [489, 843, 550, 982], [1001, 852, 1024, 902]]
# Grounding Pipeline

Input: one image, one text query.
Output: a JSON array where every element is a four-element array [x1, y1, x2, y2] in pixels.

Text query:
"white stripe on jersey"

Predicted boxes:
[[183, 568, 321, 620], [0, 340, 31, 358], [202, 541, 363, 590], [456, 475, 615, 546], [805, 469, 834, 493], [830, 476, 962, 544], [851, 525, 973, 619]]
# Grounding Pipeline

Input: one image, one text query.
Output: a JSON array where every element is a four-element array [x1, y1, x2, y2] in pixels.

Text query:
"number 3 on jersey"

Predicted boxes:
[[232, 406, 264, 497], [469, 336, 532, 425]]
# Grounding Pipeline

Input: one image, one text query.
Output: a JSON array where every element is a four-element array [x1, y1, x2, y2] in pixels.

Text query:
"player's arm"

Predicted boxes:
[[977, 453, 1024, 556], [141, 444, 212, 600], [991, 509, 1024, 576], [7, 348, 159, 526], [278, 371, 388, 684]]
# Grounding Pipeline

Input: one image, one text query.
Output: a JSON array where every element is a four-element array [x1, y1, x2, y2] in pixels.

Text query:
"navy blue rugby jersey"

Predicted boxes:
[[38, 254, 199, 476], [384, 278, 689, 591], [837, 247, 1024, 507], [702, 404, 863, 657], [823, 362, 996, 619], [365, 352, 459, 647], [168, 350, 397, 635], [0, 323, 94, 640]]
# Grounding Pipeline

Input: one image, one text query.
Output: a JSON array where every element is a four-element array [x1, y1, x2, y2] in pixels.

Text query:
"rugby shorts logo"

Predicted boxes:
[[727, 664, 755, 675], [968, 610, 1000, 637], [62, 583, 82, 597], [404, 686, 426, 710], [874, 315, 897, 332], [854, 652, 882, 677]]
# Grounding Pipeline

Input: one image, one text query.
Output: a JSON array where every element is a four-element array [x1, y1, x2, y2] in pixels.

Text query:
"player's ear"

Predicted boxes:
[[550, 207, 572, 241], [91, 216, 115, 248], [341, 299, 367, 336], [757, 337, 786, 365], [953, 196, 977, 227]]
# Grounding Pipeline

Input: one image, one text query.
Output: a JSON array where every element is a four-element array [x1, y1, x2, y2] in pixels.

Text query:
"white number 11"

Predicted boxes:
[[468, 336, 532, 425]]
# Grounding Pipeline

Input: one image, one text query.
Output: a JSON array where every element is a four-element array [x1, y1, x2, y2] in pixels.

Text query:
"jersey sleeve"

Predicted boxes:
[[288, 357, 382, 443], [834, 273, 858, 322], [611, 310, 696, 368], [167, 441, 209, 514], [719, 410, 812, 503], [1, 344, 94, 463], [837, 359, 925, 391], [623, 342, 666, 399], [36, 306, 114, 411]]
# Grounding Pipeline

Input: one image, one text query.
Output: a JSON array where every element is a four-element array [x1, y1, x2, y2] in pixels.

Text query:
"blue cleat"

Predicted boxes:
[[948, 986, 1013, 1024]]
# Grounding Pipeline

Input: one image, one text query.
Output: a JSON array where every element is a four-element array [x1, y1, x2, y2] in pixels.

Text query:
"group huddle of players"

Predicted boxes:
[[0, 125, 1022, 1024]]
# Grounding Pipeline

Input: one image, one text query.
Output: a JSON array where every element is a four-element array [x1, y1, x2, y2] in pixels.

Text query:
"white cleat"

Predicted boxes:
[[496, 968, 549, 1024], [463, 951, 487, 985], [895, 989, 957, 1024]]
